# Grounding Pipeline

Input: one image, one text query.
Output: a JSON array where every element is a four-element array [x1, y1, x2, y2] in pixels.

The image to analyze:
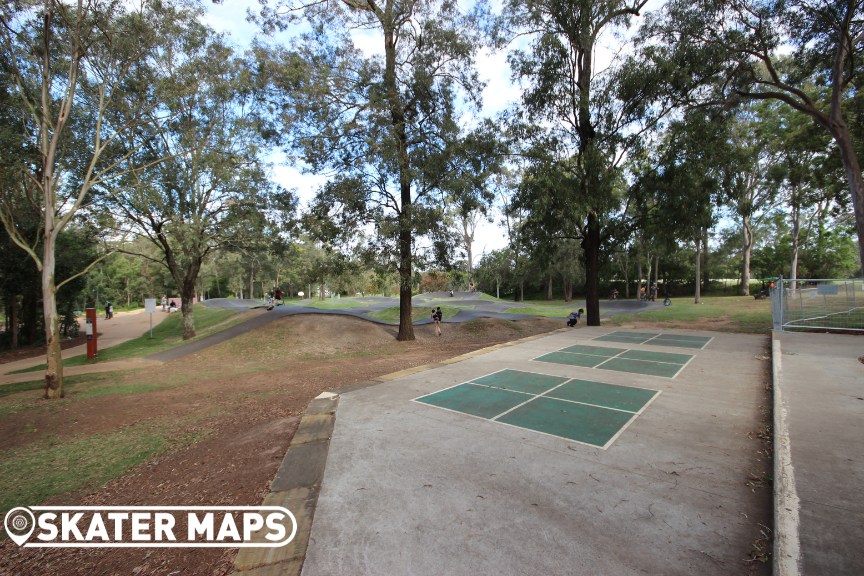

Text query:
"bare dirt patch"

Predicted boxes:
[[0, 333, 88, 364], [0, 315, 560, 576]]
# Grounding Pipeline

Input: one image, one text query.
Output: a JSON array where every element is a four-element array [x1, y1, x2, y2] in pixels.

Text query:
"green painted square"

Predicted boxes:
[[546, 379, 658, 412], [415, 383, 527, 419], [619, 349, 692, 365], [594, 334, 650, 343], [611, 331, 659, 338], [497, 397, 634, 447], [649, 335, 710, 349], [559, 344, 626, 357], [535, 351, 606, 367], [655, 334, 710, 343], [598, 357, 684, 378], [472, 369, 568, 394]]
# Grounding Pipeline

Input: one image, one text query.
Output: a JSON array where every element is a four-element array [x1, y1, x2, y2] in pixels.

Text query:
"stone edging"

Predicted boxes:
[[771, 331, 801, 576]]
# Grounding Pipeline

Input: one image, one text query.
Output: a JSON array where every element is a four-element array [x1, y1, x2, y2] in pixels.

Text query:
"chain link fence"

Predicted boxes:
[[772, 277, 864, 332]]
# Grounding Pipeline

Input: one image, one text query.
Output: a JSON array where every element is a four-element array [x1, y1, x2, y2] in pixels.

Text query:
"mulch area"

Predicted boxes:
[[0, 314, 561, 576], [0, 334, 90, 364]]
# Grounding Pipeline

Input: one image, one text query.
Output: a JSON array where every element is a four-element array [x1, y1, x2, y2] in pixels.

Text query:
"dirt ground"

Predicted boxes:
[[0, 314, 561, 576]]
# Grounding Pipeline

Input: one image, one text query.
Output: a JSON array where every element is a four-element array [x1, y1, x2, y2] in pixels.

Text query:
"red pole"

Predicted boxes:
[[85, 308, 97, 360]]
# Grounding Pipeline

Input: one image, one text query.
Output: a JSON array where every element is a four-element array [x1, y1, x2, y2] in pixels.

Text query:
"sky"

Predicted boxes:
[[200, 1, 660, 257]]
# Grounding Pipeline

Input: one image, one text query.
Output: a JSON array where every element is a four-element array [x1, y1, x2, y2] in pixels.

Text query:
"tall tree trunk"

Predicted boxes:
[[42, 234, 63, 398], [741, 213, 753, 295], [248, 266, 254, 300], [10, 296, 19, 350], [622, 261, 630, 299], [654, 255, 659, 288], [702, 228, 710, 293], [790, 198, 800, 291], [180, 280, 196, 340], [694, 235, 702, 305], [637, 258, 643, 300], [831, 123, 864, 274], [564, 279, 573, 302], [545, 274, 553, 300], [583, 213, 601, 326], [381, 21, 415, 341]]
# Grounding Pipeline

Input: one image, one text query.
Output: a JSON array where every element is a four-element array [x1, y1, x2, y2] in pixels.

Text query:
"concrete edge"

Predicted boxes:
[[231, 393, 339, 576], [772, 330, 801, 576]]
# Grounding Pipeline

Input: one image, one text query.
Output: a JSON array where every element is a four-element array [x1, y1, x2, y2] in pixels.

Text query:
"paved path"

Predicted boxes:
[[773, 331, 864, 575], [249, 327, 773, 576], [0, 309, 169, 385]]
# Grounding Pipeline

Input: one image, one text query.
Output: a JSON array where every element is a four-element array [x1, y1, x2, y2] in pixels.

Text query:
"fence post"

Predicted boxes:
[[772, 275, 783, 331]]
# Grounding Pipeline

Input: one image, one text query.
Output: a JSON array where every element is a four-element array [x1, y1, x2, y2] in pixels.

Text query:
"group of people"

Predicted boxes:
[[639, 283, 659, 301], [267, 287, 284, 306], [160, 295, 177, 312]]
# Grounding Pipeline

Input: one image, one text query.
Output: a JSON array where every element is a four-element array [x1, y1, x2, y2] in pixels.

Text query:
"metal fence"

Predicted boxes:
[[772, 277, 864, 332]]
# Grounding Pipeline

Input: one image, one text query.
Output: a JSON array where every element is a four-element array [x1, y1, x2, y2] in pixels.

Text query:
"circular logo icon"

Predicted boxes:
[[4, 507, 35, 546]]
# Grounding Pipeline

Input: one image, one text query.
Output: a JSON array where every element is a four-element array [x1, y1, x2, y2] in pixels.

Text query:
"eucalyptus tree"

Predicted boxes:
[[0, 0, 176, 398], [441, 121, 502, 287], [763, 104, 835, 286], [640, 111, 726, 303], [719, 102, 782, 295], [500, 0, 680, 325], [646, 0, 864, 273], [257, 0, 485, 340], [106, 10, 287, 340]]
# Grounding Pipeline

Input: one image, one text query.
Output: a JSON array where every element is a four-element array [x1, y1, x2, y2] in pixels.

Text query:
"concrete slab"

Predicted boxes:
[[301, 328, 772, 576], [774, 331, 864, 575]]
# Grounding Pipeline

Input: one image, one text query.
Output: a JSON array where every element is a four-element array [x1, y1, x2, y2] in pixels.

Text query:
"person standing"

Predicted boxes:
[[161, 294, 167, 312], [432, 307, 442, 336]]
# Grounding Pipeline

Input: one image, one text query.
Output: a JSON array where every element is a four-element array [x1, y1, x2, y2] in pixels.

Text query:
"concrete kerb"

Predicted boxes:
[[232, 393, 339, 576], [772, 331, 802, 576], [232, 325, 570, 576]]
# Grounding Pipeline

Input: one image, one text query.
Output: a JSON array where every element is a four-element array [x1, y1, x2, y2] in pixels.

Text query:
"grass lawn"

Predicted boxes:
[[504, 305, 582, 318], [368, 304, 467, 324], [0, 416, 211, 524], [300, 299, 367, 310], [11, 305, 243, 374], [604, 295, 773, 333]]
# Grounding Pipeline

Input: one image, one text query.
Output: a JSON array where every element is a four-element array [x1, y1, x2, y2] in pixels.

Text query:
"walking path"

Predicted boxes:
[[0, 309, 169, 384]]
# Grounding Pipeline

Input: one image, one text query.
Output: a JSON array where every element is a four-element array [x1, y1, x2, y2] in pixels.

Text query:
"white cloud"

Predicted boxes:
[[477, 47, 520, 117], [270, 163, 329, 208]]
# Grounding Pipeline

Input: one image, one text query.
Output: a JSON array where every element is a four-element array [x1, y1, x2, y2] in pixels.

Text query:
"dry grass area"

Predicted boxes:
[[0, 314, 559, 576]]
